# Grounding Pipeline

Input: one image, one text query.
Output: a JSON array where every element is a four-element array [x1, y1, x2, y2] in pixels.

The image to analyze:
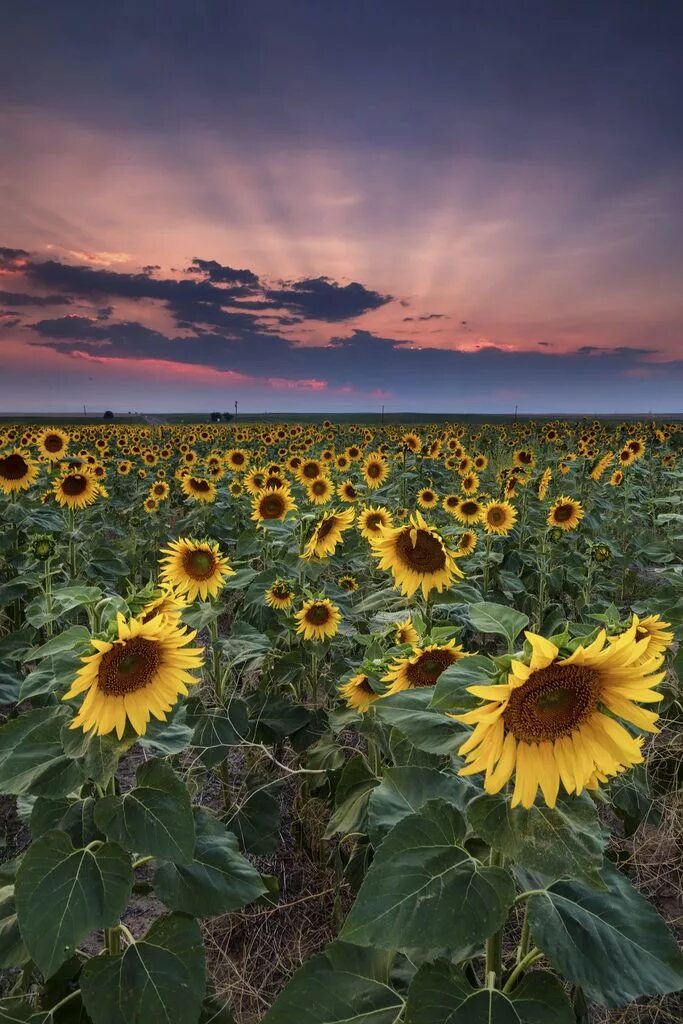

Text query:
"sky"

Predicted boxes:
[[1, 1, 682, 414]]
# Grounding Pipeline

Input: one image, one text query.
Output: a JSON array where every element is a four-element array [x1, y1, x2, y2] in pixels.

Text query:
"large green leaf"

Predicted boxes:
[[430, 656, 497, 712], [340, 800, 515, 957], [31, 797, 103, 848], [154, 810, 266, 916], [80, 914, 205, 1024], [262, 941, 403, 1024], [325, 754, 378, 838], [468, 603, 529, 646], [0, 886, 28, 969], [226, 787, 281, 855], [94, 759, 195, 864], [24, 586, 102, 628], [371, 690, 467, 753], [527, 862, 683, 1006], [14, 831, 132, 977], [405, 962, 574, 1023], [368, 767, 477, 847], [61, 727, 123, 787], [0, 708, 84, 798], [467, 792, 607, 886], [24, 626, 92, 662], [188, 700, 250, 767]]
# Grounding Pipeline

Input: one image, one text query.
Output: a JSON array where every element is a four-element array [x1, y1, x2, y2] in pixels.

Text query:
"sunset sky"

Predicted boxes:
[[1, 2, 682, 413]]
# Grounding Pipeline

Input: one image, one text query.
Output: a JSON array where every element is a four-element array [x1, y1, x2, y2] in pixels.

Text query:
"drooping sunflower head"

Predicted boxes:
[[302, 507, 355, 560], [547, 496, 584, 531], [358, 505, 393, 540], [38, 428, 70, 461], [159, 537, 235, 601], [482, 500, 517, 535], [63, 613, 203, 739], [338, 480, 358, 503], [610, 470, 624, 487], [53, 471, 99, 509], [395, 616, 420, 646], [294, 597, 341, 642], [372, 511, 464, 598], [140, 586, 188, 625], [383, 640, 467, 696], [0, 449, 39, 494], [627, 613, 674, 663], [339, 672, 382, 713], [251, 486, 296, 523], [454, 626, 664, 809], [265, 578, 295, 610]]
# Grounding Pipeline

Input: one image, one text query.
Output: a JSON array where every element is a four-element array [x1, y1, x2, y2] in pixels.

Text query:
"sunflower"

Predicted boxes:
[[63, 613, 203, 739], [461, 473, 479, 495], [265, 579, 295, 610], [295, 598, 341, 641], [372, 511, 463, 598], [181, 475, 217, 503], [306, 476, 334, 505], [537, 467, 552, 500], [0, 449, 39, 494], [339, 673, 382, 713], [251, 486, 296, 523], [454, 627, 664, 808], [454, 530, 477, 557], [395, 616, 420, 645], [617, 447, 636, 468], [226, 449, 249, 472], [610, 470, 624, 487], [382, 640, 467, 696], [53, 471, 99, 509], [514, 449, 536, 470], [626, 614, 674, 663], [473, 454, 488, 471], [403, 432, 421, 453], [140, 586, 187, 625], [338, 480, 359, 502], [298, 459, 323, 482], [302, 507, 355, 559], [117, 460, 132, 475], [547, 496, 584, 531], [482, 500, 517, 535], [38, 429, 70, 461], [159, 538, 235, 601], [454, 498, 483, 525], [362, 453, 389, 489], [143, 496, 159, 513], [417, 487, 438, 509], [358, 505, 393, 540], [245, 468, 268, 494], [338, 574, 358, 592]]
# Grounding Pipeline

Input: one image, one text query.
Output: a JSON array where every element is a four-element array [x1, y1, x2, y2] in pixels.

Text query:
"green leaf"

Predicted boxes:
[[371, 689, 467, 754], [189, 700, 250, 768], [368, 767, 478, 847], [0, 886, 28, 968], [14, 830, 132, 977], [154, 811, 266, 917], [246, 693, 312, 742], [24, 626, 92, 662], [430, 656, 497, 712], [324, 755, 379, 838], [94, 759, 195, 864], [467, 792, 607, 886], [80, 913, 205, 1024], [405, 962, 575, 1023], [0, 708, 84, 798], [340, 800, 515, 958], [468, 603, 529, 646], [31, 797, 103, 848], [261, 941, 403, 1024], [61, 728, 122, 787], [24, 586, 102, 628], [226, 787, 281, 855], [527, 861, 683, 1006]]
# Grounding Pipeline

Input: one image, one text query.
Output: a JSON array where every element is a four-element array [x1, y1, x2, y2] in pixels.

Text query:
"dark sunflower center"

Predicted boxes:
[[406, 649, 457, 686], [62, 474, 88, 496], [553, 504, 574, 522], [302, 463, 320, 479], [153, 483, 165, 495], [317, 517, 338, 541], [183, 548, 216, 580], [306, 604, 330, 625], [421, 491, 434, 502], [460, 501, 478, 516], [356, 677, 374, 695], [232, 453, 245, 465], [487, 507, 505, 525], [368, 462, 381, 478], [312, 480, 327, 494], [98, 637, 161, 695], [190, 478, 210, 492], [261, 494, 285, 518], [503, 663, 600, 742], [0, 454, 29, 480], [366, 514, 383, 530], [344, 485, 357, 498], [396, 528, 446, 573], [272, 584, 291, 599], [44, 434, 64, 452]]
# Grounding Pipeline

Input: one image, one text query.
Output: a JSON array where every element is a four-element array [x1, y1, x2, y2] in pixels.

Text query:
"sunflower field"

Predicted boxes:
[[0, 418, 682, 1024]]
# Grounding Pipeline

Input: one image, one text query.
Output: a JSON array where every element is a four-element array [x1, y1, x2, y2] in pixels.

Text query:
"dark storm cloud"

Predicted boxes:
[[403, 313, 449, 322], [264, 277, 392, 321], [0, 247, 30, 270], [188, 258, 260, 287], [0, 290, 72, 307]]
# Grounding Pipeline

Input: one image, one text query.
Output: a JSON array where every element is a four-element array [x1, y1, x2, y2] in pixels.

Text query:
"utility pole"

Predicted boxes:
[[234, 401, 238, 422]]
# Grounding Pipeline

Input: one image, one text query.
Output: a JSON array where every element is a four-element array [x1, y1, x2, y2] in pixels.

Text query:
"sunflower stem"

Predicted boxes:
[[67, 507, 77, 579], [104, 926, 121, 955], [502, 947, 542, 993], [208, 614, 223, 701], [484, 848, 504, 987], [516, 903, 531, 963]]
